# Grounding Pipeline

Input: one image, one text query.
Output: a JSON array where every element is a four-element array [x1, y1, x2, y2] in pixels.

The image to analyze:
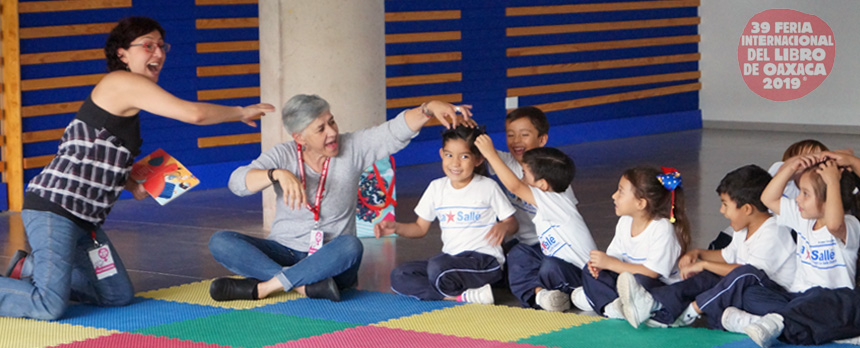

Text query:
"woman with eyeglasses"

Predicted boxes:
[[0, 16, 274, 320]]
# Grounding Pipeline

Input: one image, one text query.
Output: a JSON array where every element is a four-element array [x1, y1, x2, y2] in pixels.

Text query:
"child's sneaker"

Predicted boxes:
[[617, 272, 654, 328], [459, 284, 494, 305], [571, 287, 593, 312], [744, 313, 784, 347], [536, 289, 570, 312], [721, 307, 761, 333], [604, 298, 624, 319]]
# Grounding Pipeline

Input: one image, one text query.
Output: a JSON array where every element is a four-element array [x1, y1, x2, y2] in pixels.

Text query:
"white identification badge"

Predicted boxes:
[[88, 244, 118, 280], [308, 229, 324, 255]]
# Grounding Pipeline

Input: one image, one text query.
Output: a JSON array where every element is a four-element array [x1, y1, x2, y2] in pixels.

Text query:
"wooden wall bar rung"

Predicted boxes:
[[19, 0, 132, 13], [196, 18, 259, 29], [198, 87, 260, 101], [386, 73, 462, 87], [197, 64, 260, 77], [386, 93, 462, 109], [386, 52, 462, 65], [385, 31, 461, 44], [385, 11, 461, 22], [198, 133, 260, 148], [197, 41, 260, 53], [536, 82, 701, 113], [20, 23, 115, 39], [508, 71, 701, 97], [507, 53, 700, 77], [21, 73, 105, 92], [23, 155, 55, 170], [196, 0, 258, 5], [508, 35, 700, 57], [507, 0, 699, 16], [20, 49, 103, 65], [0, 162, 5, 173], [23, 101, 84, 118], [23, 129, 65, 144], [507, 17, 700, 37]]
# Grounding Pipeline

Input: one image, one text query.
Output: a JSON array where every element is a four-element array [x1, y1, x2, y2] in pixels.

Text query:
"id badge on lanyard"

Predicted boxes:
[[87, 231, 117, 280], [297, 144, 331, 255]]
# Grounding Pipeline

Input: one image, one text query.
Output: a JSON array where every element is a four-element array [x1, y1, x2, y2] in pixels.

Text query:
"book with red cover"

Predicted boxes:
[[130, 149, 200, 205]]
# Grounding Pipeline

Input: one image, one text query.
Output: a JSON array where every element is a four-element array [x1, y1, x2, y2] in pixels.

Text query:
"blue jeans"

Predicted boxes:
[[0, 210, 133, 320], [208, 231, 363, 291]]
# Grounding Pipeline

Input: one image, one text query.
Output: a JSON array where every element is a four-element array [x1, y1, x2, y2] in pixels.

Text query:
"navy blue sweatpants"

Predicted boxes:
[[390, 251, 502, 301], [580, 265, 664, 315], [778, 286, 860, 345], [507, 243, 583, 308], [649, 271, 723, 325], [695, 264, 785, 330]]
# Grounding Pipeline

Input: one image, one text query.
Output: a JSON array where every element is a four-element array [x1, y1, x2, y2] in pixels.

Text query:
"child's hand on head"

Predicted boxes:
[[374, 220, 396, 238], [787, 154, 820, 173], [817, 159, 841, 186], [821, 150, 856, 168], [474, 134, 495, 156]]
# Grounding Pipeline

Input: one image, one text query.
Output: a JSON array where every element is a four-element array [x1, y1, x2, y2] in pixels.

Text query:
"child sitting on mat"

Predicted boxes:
[[474, 134, 595, 311], [375, 125, 517, 304], [573, 166, 690, 318]]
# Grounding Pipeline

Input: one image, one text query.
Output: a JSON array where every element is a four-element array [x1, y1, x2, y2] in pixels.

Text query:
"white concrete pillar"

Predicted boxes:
[[258, 0, 386, 229]]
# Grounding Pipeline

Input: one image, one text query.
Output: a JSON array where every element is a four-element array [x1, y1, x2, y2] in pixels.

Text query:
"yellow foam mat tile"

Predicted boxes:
[[375, 303, 603, 342], [0, 316, 118, 348], [136, 278, 303, 309]]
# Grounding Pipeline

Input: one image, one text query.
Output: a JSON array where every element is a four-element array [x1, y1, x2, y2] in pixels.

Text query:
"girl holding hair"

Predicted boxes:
[[572, 166, 690, 317], [375, 126, 518, 304], [0, 16, 274, 320], [712, 152, 860, 341]]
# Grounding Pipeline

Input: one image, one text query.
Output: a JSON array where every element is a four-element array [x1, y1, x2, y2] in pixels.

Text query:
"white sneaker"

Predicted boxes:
[[571, 287, 593, 312], [835, 336, 860, 345], [460, 284, 494, 305], [745, 313, 784, 347], [536, 289, 571, 312], [604, 298, 625, 319], [722, 307, 761, 333], [617, 272, 654, 328]]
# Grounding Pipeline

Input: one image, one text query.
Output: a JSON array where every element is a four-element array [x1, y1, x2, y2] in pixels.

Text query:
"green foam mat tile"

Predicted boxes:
[[133, 310, 358, 348], [518, 318, 747, 348]]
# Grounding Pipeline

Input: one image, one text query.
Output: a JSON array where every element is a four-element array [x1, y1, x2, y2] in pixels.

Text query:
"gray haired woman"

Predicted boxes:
[[208, 94, 473, 301]]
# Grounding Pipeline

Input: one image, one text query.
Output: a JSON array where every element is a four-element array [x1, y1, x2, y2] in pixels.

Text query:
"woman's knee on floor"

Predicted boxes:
[[208, 230, 243, 261]]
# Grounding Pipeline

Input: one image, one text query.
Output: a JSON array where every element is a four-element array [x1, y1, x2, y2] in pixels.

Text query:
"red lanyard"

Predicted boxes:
[[296, 144, 331, 222]]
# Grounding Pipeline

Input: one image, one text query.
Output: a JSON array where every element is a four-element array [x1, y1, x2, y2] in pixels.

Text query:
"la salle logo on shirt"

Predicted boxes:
[[438, 211, 482, 224]]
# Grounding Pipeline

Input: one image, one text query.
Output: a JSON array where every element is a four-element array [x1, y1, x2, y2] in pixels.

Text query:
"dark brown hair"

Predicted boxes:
[[105, 17, 165, 72], [623, 166, 691, 255]]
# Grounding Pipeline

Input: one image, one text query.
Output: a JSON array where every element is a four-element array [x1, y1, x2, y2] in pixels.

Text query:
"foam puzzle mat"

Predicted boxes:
[[1, 279, 856, 348]]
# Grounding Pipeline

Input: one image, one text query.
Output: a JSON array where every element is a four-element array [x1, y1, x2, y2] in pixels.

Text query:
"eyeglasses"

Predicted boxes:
[[129, 42, 171, 54]]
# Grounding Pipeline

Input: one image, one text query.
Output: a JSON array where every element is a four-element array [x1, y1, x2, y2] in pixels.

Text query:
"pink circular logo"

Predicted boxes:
[[738, 9, 835, 101]]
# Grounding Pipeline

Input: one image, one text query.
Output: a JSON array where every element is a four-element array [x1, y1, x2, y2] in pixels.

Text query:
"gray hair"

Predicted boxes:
[[281, 94, 330, 134]]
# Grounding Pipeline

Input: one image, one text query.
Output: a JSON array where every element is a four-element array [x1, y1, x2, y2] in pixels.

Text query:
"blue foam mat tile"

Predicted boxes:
[[252, 290, 462, 325], [714, 338, 857, 348], [57, 297, 231, 331]]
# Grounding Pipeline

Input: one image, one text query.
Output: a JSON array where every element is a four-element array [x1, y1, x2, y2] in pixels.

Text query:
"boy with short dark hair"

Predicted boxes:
[[475, 135, 595, 311], [618, 164, 796, 328]]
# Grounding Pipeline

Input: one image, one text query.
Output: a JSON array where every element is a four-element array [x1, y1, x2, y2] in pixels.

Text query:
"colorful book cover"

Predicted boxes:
[[355, 156, 396, 238], [130, 149, 199, 205]]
